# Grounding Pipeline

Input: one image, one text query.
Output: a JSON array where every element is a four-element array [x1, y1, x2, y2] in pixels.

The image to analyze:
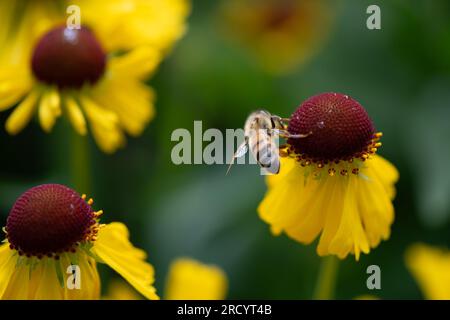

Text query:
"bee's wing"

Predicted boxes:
[[235, 143, 248, 158], [226, 141, 249, 175]]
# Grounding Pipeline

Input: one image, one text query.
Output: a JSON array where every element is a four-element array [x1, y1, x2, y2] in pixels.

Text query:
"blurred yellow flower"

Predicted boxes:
[[0, 184, 158, 300], [0, 0, 189, 153], [104, 258, 227, 300], [103, 279, 143, 300], [405, 243, 450, 300], [165, 258, 228, 300], [354, 295, 379, 300], [220, 0, 334, 74], [258, 93, 399, 260]]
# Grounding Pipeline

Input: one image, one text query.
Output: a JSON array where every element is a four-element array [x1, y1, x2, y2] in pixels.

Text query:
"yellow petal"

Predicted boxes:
[[165, 258, 227, 300], [0, 244, 17, 298], [2, 259, 34, 299], [259, 160, 310, 229], [1, 1, 60, 65], [316, 178, 345, 257], [60, 252, 101, 300], [258, 159, 328, 244], [370, 155, 399, 200], [405, 243, 450, 300], [1, 245, 101, 300], [0, 1, 16, 53], [103, 279, 143, 300], [328, 176, 370, 260], [5, 90, 40, 135], [0, 79, 32, 111], [354, 294, 379, 300], [357, 167, 394, 248], [259, 154, 397, 260], [91, 78, 155, 136], [74, 0, 190, 52], [80, 96, 125, 153], [31, 258, 65, 300], [283, 178, 329, 244], [109, 46, 161, 79], [65, 96, 87, 135], [265, 156, 296, 188], [39, 88, 61, 132], [92, 222, 159, 300]]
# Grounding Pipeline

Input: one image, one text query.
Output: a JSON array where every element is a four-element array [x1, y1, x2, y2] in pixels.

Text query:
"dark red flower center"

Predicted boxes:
[[6, 184, 96, 257], [31, 26, 106, 88], [263, 1, 296, 30], [288, 93, 375, 162]]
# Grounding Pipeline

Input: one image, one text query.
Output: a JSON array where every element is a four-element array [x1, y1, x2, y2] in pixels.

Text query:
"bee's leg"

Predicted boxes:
[[279, 118, 291, 129], [272, 117, 291, 130], [276, 129, 312, 139], [269, 128, 282, 136], [271, 115, 293, 128]]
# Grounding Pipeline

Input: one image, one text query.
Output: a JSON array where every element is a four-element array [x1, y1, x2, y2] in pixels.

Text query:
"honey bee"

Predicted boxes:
[[227, 110, 310, 174]]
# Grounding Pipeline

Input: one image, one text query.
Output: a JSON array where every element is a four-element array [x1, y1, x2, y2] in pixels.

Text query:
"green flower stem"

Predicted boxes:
[[70, 130, 91, 194], [313, 256, 340, 300]]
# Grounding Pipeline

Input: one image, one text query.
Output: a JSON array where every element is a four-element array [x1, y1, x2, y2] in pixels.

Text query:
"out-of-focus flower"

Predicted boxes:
[[104, 258, 227, 300], [165, 258, 227, 300], [0, 0, 189, 153], [220, 0, 334, 74], [258, 93, 399, 260], [405, 243, 450, 300], [103, 279, 143, 300], [0, 184, 158, 300], [354, 295, 379, 300]]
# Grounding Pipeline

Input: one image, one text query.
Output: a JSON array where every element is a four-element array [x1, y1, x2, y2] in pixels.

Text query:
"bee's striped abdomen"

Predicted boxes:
[[249, 129, 280, 174]]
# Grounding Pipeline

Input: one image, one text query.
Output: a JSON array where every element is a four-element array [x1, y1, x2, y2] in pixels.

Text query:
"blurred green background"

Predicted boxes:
[[1, 0, 450, 299]]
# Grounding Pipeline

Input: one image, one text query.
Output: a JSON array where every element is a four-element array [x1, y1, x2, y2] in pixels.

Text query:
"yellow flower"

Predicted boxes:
[[354, 295, 379, 300], [103, 279, 143, 300], [220, 0, 334, 74], [104, 258, 227, 300], [405, 243, 450, 300], [165, 258, 227, 300], [258, 93, 399, 260], [0, 184, 159, 300], [0, 0, 189, 153]]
